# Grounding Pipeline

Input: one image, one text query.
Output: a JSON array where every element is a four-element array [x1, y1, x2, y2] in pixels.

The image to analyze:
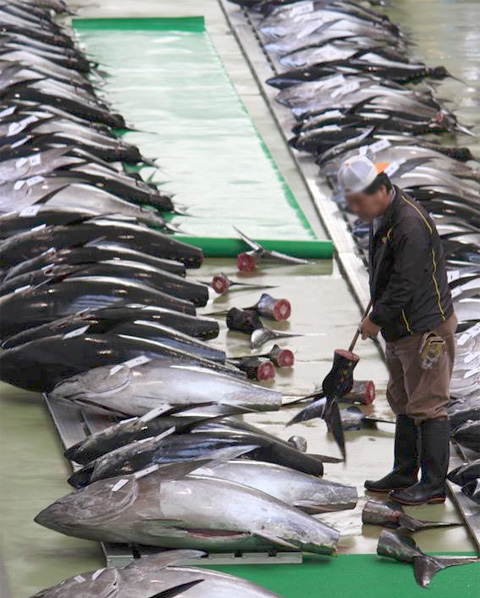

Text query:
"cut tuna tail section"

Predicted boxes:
[[413, 555, 480, 588]]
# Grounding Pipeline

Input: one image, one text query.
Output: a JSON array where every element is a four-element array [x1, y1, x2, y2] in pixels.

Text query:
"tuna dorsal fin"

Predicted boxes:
[[124, 550, 205, 571], [149, 580, 204, 598], [345, 95, 381, 116], [414, 555, 480, 587]]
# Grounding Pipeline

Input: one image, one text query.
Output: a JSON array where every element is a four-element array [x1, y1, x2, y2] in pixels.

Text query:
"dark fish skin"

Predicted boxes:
[[0, 207, 98, 239], [462, 479, 480, 505], [447, 397, 480, 430], [2, 243, 186, 281], [69, 428, 325, 488], [0, 334, 232, 393], [0, 261, 209, 306], [452, 420, 480, 453], [448, 460, 480, 487], [0, 219, 203, 269], [2, 316, 226, 362], [0, 276, 196, 339], [1, 303, 219, 345]]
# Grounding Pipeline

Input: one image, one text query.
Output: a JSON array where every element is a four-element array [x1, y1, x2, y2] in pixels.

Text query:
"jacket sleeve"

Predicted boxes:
[[370, 216, 430, 327]]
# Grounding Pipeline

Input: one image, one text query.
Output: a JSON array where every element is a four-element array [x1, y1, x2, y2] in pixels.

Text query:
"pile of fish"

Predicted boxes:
[[0, 4, 362, 597], [229, 0, 480, 499]]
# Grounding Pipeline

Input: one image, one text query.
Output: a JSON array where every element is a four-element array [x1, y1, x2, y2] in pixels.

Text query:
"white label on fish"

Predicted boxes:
[[451, 286, 464, 298], [463, 366, 480, 379], [297, 19, 324, 39], [15, 154, 41, 170], [63, 326, 89, 339], [331, 80, 360, 98], [290, 2, 314, 17], [91, 569, 106, 580], [322, 74, 345, 89], [26, 176, 44, 187], [447, 271, 460, 283], [13, 180, 26, 191], [111, 479, 129, 492], [0, 106, 16, 118], [384, 158, 406, 177], [14, 285, 31, 294], [139, 406, 171, 423], [134, 464, 160, 479], [369, 139, 391, 153], [464, 352, 479, 364], [470, 323, 480, 338], [124, 355, 152, 369], [31, 224, 47, 232], [19, 205, 41, 217], [74, 576, 85, 583]]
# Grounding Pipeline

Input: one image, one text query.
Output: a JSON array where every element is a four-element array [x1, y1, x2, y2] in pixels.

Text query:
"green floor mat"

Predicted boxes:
[[204, 553, 480, 598], [73, 17, 316, 241]]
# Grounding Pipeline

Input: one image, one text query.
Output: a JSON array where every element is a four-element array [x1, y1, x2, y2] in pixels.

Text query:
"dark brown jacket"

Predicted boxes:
[[369, 186, 453, 342]]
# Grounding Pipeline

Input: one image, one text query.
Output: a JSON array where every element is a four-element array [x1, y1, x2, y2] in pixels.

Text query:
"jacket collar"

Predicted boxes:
[[371, 185, 401, 239]]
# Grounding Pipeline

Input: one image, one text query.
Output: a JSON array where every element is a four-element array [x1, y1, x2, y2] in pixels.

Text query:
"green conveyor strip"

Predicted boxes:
[[72, 17, 319, 244], [205, 553, 480, 598], [175, 236, 333, 258]]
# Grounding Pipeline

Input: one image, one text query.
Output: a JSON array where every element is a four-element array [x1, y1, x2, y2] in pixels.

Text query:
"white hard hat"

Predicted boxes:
[[337, 155, 386, 194]]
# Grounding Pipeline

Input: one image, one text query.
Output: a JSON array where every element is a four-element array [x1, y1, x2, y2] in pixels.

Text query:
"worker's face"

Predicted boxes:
[[346, 185, 390, 222]]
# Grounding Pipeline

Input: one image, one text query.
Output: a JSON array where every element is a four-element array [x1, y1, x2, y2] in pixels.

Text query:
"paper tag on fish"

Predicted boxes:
[[26, 175, 44, 187], [0, 106, 16, 118], [15, 154, 42, 170], [111, 479, 129, 492], [297, 20, 324, 39], [14, 180, 26, 191], [384, 158, 406, 177], [322, 74, 345, 89], [451, 285, 465, 299], [447, 270, 460, 283], [134, 464, 160, 480], [290, 2, 314, 17], [470, 323, 480, 338], [458, 322, 480, 346], [464, 352, 479, 364], [139, 406, 171, 423], [63, 326, 89, 339], [31, 224, 46, 233], [19, 205, 41, 217], [123, 355, 152, 369], [331, 80, 360, 98], [14, 285, 31, 294], [91, 569, 106, 580], [369, 139, 391, 153], [8, 116, 38, 136], [74, 575, 85, 583], [463, 366, 480, 379], [118, 417, 138, 426]]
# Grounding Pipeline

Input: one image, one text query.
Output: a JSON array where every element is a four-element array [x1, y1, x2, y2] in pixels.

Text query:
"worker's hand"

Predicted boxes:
[[360, 316, 380, 340]]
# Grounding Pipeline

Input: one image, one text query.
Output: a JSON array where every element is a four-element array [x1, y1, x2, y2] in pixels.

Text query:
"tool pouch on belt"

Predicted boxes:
[[419, 331, 446, 370]]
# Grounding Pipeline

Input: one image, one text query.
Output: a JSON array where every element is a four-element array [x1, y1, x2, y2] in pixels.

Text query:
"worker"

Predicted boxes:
[[337, 155, 457, 506]]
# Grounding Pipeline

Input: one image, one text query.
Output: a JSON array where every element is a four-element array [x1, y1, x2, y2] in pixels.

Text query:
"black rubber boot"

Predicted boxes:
[[390, 418, 450, 506], [364, 415, 419, 493]]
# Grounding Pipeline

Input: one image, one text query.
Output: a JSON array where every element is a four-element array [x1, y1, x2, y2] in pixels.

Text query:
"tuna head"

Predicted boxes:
[[35, 475, 139, 542]]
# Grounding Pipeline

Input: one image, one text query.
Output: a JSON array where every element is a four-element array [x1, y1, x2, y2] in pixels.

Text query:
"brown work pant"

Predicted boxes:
[[385, 313, 458, 423]]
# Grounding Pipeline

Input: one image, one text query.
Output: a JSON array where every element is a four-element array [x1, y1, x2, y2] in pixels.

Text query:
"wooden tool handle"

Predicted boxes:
[[348, 299, 373, 353]]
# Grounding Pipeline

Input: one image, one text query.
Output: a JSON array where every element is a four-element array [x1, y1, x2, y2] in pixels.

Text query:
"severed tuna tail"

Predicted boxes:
[[287, 395, 346, 460], [413, 555, 480, 587]]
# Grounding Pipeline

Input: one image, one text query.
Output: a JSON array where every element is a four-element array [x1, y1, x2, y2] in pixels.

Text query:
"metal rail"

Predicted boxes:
[[217, 0, 480, 554]]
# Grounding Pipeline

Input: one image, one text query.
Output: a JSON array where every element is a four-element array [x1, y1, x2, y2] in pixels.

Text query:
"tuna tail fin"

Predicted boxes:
[[413, 555, 480, 587], [398, 513, 460, 532], [149, 579, 204, 598], [287, 396, 346, 460]]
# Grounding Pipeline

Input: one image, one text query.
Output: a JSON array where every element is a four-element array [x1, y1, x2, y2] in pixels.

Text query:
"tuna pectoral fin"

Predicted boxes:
[[150, 580, 204, 598], [68, 463, 95, 488], [254, 531, 298, 550], [414, 555, 480, 587], [308, 453, 344, 464], [125, 550, 206, 571]]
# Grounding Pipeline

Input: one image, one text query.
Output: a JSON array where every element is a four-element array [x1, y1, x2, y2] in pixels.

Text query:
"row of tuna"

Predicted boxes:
[[229, 0, 480, 500], [0, 2, 356, 597]]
